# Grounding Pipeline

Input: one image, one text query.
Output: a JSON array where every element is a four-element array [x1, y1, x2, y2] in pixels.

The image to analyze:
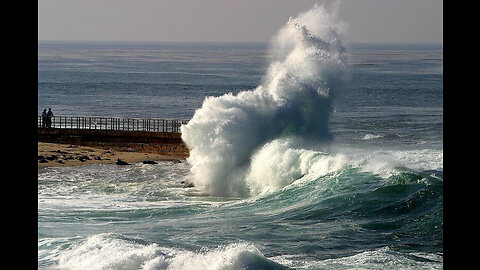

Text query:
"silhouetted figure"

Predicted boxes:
[[47, 108, 54, 128], [41, 109, 47, 128]]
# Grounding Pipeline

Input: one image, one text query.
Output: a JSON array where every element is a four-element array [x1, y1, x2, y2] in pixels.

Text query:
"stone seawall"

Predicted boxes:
[[38, 128, 189, 158]]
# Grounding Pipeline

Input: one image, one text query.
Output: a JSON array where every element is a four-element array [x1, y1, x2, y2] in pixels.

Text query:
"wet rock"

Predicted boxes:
[[45, 155, 58, 161], [142, 160, 158, 164], [75, 155, 90, 162], [182, 181, 195, 188], [116, 158, 130, 165]]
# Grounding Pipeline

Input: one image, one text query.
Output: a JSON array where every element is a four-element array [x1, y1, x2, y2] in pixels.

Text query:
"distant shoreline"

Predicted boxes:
[[38, 142, 184, 168]]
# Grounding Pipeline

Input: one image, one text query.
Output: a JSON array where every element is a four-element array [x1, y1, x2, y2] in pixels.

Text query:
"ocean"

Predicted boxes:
[[38, 7, 442, 270]]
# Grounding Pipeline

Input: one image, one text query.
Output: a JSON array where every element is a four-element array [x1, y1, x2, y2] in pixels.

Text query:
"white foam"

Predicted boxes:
[[363, 134, 384, 140], [181, 4, 347, 197], [332, 145, 443, 179], [246, 139, 348, 196], [310, 246, 443, 269], [52, 233, 284, 270]]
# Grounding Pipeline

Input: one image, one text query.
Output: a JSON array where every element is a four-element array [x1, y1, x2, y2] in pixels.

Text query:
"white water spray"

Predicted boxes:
[[181, 4, 348, 197]]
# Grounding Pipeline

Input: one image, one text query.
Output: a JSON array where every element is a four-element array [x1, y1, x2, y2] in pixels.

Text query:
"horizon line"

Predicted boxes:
[[38, 40, 443, 45]]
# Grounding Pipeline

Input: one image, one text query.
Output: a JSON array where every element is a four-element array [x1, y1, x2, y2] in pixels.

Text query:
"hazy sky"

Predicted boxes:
[[38, 0, 442, 44]]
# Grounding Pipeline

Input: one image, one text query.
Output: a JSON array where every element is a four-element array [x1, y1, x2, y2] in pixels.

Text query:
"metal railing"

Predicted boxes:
[[38, 116, 189, 133]]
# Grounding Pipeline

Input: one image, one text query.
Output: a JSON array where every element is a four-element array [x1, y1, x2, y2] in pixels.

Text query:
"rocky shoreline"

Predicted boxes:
[[38, 142, 185, 168]]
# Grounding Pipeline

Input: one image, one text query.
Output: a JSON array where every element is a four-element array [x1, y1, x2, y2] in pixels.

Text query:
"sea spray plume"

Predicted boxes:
[[261, 6, 347, 137], [181, 4, 348, 197]]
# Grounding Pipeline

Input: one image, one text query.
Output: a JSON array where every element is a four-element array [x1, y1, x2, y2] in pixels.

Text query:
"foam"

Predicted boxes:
[[363, 134, 384, 140], [181, 3, 347, 197], [349, 148, 443, 178], [308, 247, 443, 269], [53, 233, 286, 270], [245, 139, 348, 196]]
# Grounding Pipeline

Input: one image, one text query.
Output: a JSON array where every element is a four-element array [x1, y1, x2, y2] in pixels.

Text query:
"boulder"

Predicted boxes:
[[46, 155, 58, 161], [183, 182, 195, 188], [116, 158, 130, 165], [142, 160, 158, 164]]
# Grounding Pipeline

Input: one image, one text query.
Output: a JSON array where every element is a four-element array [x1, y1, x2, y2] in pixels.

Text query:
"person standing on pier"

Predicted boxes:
[[41, 109, 47, 128], [47, 108, 54, 128]]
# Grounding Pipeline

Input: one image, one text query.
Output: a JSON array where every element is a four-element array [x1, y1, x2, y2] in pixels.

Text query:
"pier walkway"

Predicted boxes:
[[38, 116, 189, 133], [38, 116, 190, 157]]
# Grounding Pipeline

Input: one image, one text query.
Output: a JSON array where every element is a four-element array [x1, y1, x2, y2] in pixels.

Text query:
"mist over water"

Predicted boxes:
[[182, 4, 349, 197]]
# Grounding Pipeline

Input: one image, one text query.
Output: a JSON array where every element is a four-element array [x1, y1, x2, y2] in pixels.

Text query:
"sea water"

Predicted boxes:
[[38, 5, 442, 270]]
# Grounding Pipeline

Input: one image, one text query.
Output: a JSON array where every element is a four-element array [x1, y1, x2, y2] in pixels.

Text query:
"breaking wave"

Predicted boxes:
[[181, 4, 348, 197]]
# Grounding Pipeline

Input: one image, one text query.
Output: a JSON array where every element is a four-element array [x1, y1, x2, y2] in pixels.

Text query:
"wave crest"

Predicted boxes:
[[53, 233, 287, 270], [181, 4, 348, 197]]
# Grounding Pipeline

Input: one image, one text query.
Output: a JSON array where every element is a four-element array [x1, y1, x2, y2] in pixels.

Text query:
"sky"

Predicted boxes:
[[38, 0, 442, 44]]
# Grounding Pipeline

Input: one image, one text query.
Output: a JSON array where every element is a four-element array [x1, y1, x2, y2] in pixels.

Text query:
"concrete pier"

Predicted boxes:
[[38, 116, 190, 158]]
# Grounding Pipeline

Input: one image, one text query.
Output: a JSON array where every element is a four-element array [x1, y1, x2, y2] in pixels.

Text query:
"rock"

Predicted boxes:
[[46, 155, 58, 161], [94, 156, 102, 160], [75, 155, 90, 162], [57, 160, 64, 164], [142, 160, 158, 164], [38, 155, 45, 160], [116, 158, 130, 165], [172, 160, 181, 164], [184, 182, 195, 188], [39, 159, 48, 163]]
